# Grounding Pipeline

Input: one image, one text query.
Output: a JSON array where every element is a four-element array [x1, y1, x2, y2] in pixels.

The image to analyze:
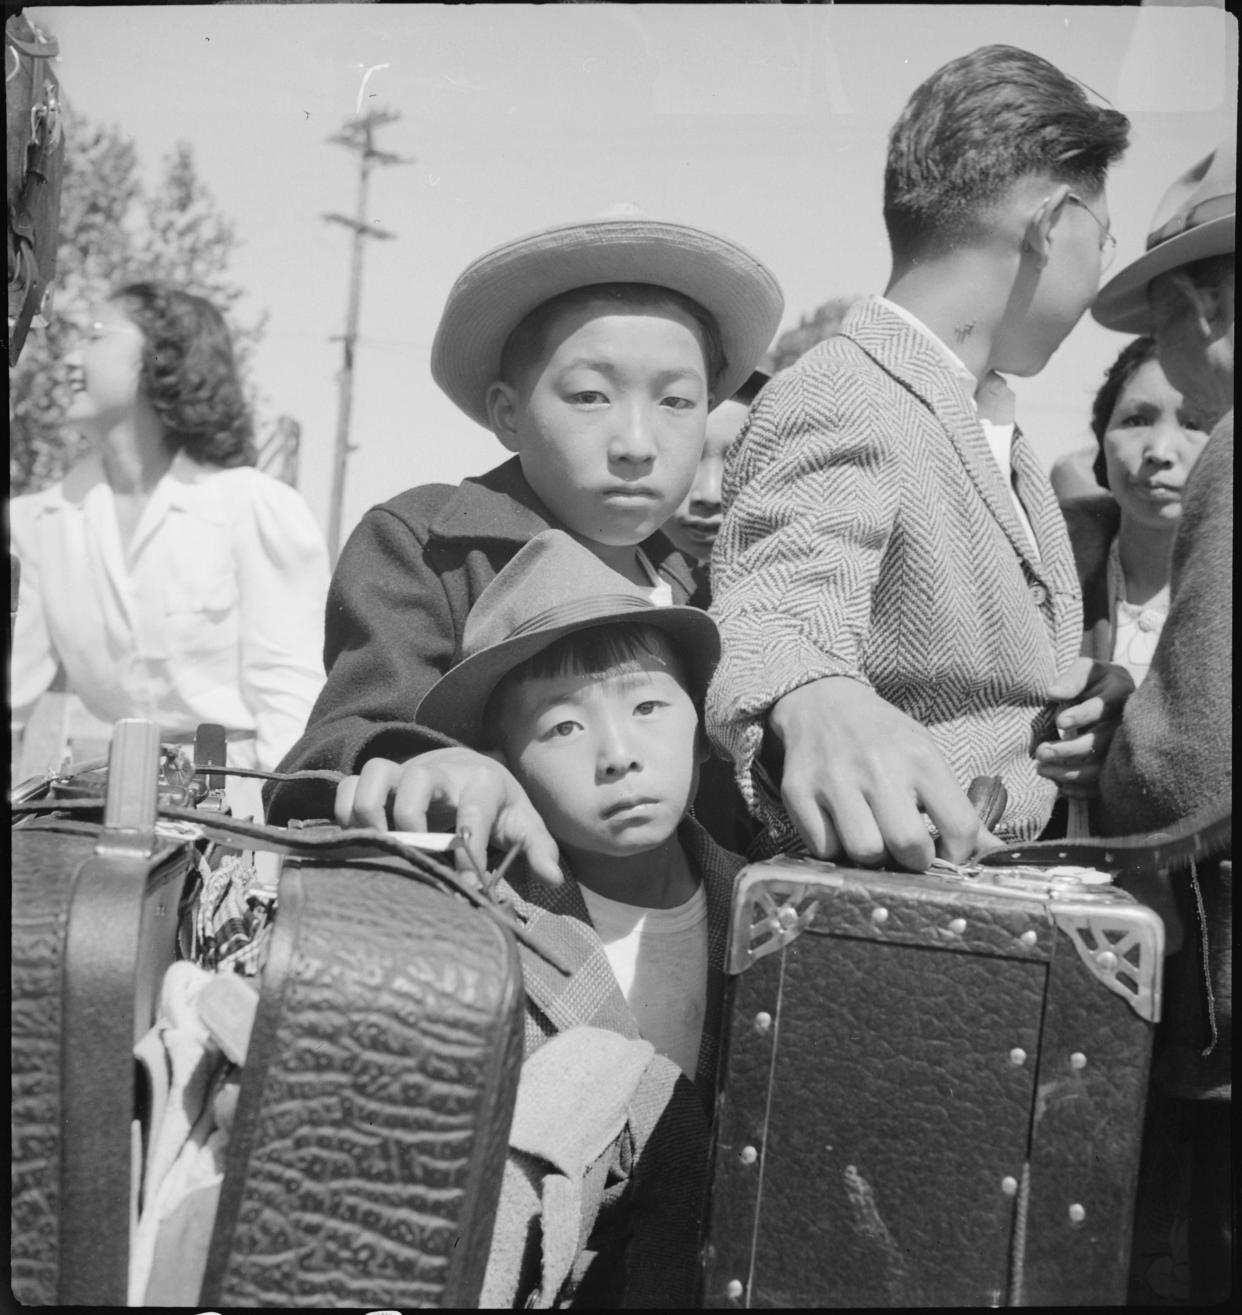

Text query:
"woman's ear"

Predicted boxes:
[[486, 381, 522, 454]]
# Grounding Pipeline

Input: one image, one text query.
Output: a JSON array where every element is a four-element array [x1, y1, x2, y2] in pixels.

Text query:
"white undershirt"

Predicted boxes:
[[579, 881, 708, 1078], [635, 547, 674, 606], [878, 296, 1039, 556]]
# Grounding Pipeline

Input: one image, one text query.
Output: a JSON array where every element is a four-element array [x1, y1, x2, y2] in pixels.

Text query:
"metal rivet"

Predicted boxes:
[[777, 906, 799, 931], [754, 1011, 773, 1034], [871, 906, 889, 925], [739, 1145, 758, 1166], [726, 1279, 744, 1300], [1020, 929, 1038, 947], [948, 917, 967, 934], [1070, 1052, 1087, 1070], [1008, 1048, 1027, 1067], [1068, 1203, 1086, 1224], [1095, 949, 1118, 972], [1001, 1176, 1019, 1196]]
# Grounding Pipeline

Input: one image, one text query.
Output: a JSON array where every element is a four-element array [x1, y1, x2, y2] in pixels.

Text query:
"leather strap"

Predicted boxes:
[[978, 795, 1231, 878], [58, 844, 194, 1305]]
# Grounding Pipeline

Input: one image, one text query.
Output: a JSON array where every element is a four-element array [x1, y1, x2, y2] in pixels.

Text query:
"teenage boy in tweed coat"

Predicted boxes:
[[404, 530, 745, 1307], [708, 45, 1135, 870], [263, 209, 782, 882]]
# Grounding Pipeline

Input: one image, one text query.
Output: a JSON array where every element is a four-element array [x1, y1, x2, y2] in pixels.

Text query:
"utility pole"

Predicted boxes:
[[322, 107, 408, 561]]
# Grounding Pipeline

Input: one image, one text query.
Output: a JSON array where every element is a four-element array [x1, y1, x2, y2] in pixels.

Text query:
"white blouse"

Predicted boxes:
[[10, 450, 330, 772]]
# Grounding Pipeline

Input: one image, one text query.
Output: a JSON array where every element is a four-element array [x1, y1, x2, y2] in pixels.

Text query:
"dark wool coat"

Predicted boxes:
[[1099, 415, 1232, 1101], [265, 458, 698, 824]]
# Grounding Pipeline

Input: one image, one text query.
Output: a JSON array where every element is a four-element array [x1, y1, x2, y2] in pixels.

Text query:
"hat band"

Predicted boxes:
[[1147, 192, 1236, 250], [500, 593, 656, 645]]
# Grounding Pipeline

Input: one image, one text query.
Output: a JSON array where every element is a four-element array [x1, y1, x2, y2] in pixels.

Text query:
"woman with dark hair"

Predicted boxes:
[[10, 282, 329, 806], [1060, 336, 1212, 689]]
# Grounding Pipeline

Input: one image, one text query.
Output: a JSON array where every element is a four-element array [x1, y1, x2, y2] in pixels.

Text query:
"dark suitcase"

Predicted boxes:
[[11, 719, 525, 1308], [703, 855, 1165, 1308]]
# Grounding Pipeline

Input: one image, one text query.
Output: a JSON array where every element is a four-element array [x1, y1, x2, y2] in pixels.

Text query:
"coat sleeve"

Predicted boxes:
[[1098, 419, 1233, 834], [263, 499, 462, 823], [230, 474, 331, 773], [705, 362, 901, 820]]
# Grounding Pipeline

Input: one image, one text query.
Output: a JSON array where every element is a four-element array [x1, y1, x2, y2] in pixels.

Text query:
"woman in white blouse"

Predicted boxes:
[[10, 282, 329, 802], [1062, 336, 1212, 689]]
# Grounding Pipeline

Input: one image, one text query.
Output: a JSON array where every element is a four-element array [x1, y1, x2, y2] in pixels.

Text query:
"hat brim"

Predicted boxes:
[[1091, 213, 1235, 333], [416, 602, 720, 748], [431, 218, 784, 428]]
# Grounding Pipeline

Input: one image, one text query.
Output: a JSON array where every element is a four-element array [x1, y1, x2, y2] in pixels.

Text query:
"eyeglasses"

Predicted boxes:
[[1067, 193, 1117, 272]]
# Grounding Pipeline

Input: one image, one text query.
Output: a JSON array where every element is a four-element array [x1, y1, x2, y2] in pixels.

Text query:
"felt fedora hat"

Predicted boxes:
[[430, 204, 785, 429], [1093, 137, 1236, 334], [416, 530, 720, 748]]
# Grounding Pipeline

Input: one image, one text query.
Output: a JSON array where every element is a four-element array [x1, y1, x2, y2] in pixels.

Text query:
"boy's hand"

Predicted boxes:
[[1034, 657, 1135, 799], [335, 748, 563, 886], [768, 677, 982, 871]]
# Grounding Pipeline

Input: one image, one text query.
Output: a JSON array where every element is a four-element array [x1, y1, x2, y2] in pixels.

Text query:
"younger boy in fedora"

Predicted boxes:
[[265, 209, 782, 879], [413, 530, 744, 1305]]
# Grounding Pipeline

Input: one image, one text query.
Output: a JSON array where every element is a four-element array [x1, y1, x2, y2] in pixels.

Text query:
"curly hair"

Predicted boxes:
[[1089, 336, 1159, 490], [111, 281, 255, 467], [884, 45, 1130, 264]]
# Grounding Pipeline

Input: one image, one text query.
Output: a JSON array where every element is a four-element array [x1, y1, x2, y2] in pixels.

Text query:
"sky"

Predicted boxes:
[[22, 3, 1239, 556]]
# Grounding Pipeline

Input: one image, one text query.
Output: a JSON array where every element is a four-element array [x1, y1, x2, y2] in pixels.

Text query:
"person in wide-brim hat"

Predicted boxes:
[[1092, 137, 1236, 334], [417, 528, 720, 749], [431, 205, 784, 428]]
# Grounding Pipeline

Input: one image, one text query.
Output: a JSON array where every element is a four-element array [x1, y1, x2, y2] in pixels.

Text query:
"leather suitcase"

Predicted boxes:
[[703, 856, 1165, 1308], [11, 720, 525, 1307]]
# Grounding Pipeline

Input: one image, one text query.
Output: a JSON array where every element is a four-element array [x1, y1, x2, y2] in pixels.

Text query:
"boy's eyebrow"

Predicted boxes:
[[558, 356, 704, 385], [524, 667, 667, 717]]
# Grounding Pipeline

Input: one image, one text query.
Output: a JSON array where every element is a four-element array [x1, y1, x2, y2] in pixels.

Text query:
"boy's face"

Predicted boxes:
[[662, 396, 749, 564], [490, 299, 711, 547], [495, 637, 701, 861]]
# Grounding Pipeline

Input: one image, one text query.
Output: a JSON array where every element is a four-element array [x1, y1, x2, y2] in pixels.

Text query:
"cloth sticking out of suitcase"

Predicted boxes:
[[11, 718, 525, 1308], [703, 845, 1173, 1308]]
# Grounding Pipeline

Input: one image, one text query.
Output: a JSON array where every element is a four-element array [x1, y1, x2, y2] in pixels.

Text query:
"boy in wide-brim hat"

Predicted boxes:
[[264, 207, 782, 874], [414, 529, 743, 1306]]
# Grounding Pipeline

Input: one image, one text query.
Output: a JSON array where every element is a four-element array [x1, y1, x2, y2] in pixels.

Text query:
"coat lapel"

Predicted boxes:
[[844, 299, 1051, 587], [496, 819, 745, 1099]]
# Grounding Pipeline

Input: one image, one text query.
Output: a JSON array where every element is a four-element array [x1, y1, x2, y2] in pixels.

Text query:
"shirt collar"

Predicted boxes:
[[876, 295, 979, 399]]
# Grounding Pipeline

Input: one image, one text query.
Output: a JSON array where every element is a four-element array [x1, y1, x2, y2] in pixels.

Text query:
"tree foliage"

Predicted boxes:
[[10, 104, 268, 494], [765, 294, 863, 373]]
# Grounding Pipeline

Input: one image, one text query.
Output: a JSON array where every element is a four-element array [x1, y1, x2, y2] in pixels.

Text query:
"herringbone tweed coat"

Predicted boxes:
[[706, 296, 1083, 847]]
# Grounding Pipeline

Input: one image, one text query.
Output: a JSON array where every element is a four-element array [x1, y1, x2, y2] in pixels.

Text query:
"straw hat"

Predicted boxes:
[[416, 530, 720, 748], [1092, 137, 1236, 334], [430, 205, 785, 429]]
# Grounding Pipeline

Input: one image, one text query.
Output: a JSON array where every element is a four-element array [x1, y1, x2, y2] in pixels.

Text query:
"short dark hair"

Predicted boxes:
[[1089, 336, 1159, 490], [484, 621, 697, 748], [884, 45, 1130, 264], [498, 282, 728, 396], [112, 281, 255, 467], [1176, 251, 1236, 294]]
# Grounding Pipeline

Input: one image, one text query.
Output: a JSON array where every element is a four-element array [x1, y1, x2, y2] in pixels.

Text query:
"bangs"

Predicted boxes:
[[483, 621, 695, 746]]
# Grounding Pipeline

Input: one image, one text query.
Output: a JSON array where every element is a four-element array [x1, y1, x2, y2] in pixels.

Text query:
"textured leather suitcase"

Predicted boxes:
[[703, 853, 1166, 1308], [11, 720, 525, 1308]]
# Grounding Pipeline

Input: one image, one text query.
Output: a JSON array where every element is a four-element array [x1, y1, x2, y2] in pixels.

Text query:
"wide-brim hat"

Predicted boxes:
[[1092, 137, 1236, 334], [430, 205, 785, 429], [417, 530, 720, 748]]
